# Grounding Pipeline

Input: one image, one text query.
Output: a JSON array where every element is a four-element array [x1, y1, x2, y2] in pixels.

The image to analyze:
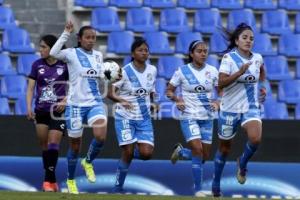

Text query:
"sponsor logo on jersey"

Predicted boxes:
[[38, 68, 45, 74], [194, 85, 206, 93]]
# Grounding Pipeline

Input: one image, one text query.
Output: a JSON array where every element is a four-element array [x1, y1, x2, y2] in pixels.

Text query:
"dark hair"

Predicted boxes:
[[188, 40, 207, 63], [222, 23, 253, 53], [77, 26, 95, 47], [130, 38, 149, 61], [40, 34, 66, 50]]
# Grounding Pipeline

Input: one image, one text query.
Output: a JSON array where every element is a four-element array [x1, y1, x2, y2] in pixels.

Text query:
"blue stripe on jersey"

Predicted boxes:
[[229, 52, 257, 109], [124, 64, 150, 120], [75, 48, 102, 103], [180, 64, 212, 116]]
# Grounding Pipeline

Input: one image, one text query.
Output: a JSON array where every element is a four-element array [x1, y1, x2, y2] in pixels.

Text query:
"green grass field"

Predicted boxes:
[[0, 191, 242, 200]]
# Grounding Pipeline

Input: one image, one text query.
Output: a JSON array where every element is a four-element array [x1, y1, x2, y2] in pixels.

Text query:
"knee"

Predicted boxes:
[[249, 136, 261, 145], [191, 146, 203, 157], [219, 145, 231, 156], [202, 151, 210, 160], [139, 150, 153, 160]]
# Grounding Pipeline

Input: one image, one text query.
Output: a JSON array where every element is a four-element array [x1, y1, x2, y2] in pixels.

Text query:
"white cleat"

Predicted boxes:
[[195, 190, 207, 197]]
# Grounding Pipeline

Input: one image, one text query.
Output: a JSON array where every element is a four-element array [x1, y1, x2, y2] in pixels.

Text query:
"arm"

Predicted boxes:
[[258, 63, 267, 103], [218, 61, 252, 89], [49, 21, 73, 61], [150, 92, 159, 113], [26, 79, 36, 120], [166, 83, 185, 111], [107, 85, 133, 110]]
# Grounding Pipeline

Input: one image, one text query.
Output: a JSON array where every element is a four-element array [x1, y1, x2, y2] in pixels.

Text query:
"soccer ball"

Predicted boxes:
[[101, 61, 122, 82]]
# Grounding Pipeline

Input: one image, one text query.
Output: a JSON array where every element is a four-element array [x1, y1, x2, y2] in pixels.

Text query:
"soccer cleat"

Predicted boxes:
[[81, 158, 96, 183], [170, 143, 183, 164], [212, 186, 222, 198], [195, 190, 207, 197], [236, 158, 247, 184], [51, 182, 59, 192], [66, 179, 79, 194], [42, 181, 54, 192], [111, 186, 124, 194]]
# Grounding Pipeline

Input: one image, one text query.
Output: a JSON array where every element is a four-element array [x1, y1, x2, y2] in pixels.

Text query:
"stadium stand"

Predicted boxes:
[[295, 103, 300, 119], [252, 33, 276, 56], [155, 77, 168, 102], [206, 54, 220, 69], [209, 31, 227, 53], [227, 9, 257, 32], [0, 97, 11, 115], [74, 0, 107, 7], [261, 10, 291, 35], [157, 56, 184, 79], [278, 33, 300, 57], [194, 8, 222, 34], [159, 8, 189, 33], [143, 31, 173, 54], [175, 31, 203, 54], [0, 6, 16, 30], [211, 0, 242, 9], [278, 0, 300, 10], [295, 12, 300, 34], [0, 54, 16, 75], [110, 0, 142, 8], [278, 80, 300, 104], [296, 59, 300, 79], [143, 0, 175, 8], [264, 99, 289, 119], [126, 7, 156, 32], [177, 0, 210, 9], [264, 56, 291, 81], [14, 96, 27, 115], [91, 7, 122, 32], [17, 54, 40, 76], [107, 31, 134, 54], [0, 75, 27, 99], [244, 0, 276, 10]]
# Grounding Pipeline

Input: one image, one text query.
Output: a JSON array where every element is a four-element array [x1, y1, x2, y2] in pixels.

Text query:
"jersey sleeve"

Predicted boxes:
[[151, 67, 157, 93], [219, 54, 234, 75], [169, 69, 182, 87], [28, 60, 38, 80], [50, 31, 71, 62], [212, 67, 219, 87]]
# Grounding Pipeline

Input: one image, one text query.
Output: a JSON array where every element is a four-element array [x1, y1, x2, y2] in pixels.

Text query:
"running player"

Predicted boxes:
[[108, 39, 158, 193], [166, 40, 219, 197], [211, 23, 266, 197], [50, 21, 108, 194], [27, 34, 68, 192]]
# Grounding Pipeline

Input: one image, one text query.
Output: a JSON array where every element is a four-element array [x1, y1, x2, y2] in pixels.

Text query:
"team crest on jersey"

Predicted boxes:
[[38, 68, 45, 74], [95, 55, 101, 63], [205, 71, 211, 79], [56, 68, 64, 75], [147, 73, 153, 81]]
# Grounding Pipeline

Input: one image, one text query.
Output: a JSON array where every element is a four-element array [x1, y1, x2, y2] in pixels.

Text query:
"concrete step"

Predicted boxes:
[[14, 10, 66, 23]]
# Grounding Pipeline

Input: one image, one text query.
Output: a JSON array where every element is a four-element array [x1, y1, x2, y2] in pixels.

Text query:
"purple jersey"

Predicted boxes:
[[28, 58, 68, 112]]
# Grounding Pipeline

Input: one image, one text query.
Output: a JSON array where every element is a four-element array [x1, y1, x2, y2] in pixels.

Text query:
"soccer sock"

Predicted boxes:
[[47, 143, 59, 183], [42, 150, 50, 182], [85, 139, 104, 163], [133, 146, 140, 159], [114, 160, 130, 189], [212, 151, 227, 189], [239, 141, 258, 169], [179, 148, 192, 160], [192, 156, 203, 192], [67, 149, 78, 180]]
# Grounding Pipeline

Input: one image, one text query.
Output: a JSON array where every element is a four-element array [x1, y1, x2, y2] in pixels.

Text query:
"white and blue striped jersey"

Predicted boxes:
[[113, 62, 157, 120], [219, 49, 263, 113], [50, 31, 104, 107], [169, 63, 218, 120]]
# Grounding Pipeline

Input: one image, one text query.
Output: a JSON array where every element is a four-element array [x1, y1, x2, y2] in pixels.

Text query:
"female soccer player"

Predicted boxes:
[[166, 40, 219, 197], [50, 21, 108, 194], [108, 39, 158, 193], [27, 34, 68, 192], [211, 23, 267, 197]]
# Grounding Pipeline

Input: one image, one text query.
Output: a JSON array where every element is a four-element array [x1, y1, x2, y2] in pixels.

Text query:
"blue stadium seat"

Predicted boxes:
[[160, 8, 189, 33], [175, 32, 203, 54], [278, 0, 300, 10], [0, 7, 16, 30], [209, 31, 227, 53], [263, 79, 273, 100], [144, 0, 175, 8], [263, 99, 289, 119], [227, 9, 257, 32], [2, 27, 35, 53], [296, 59, 300, 79], [91, 7, 121, 32], [0, 54, 16, 75], [295, 13, 300, 33], [17, 54, 40, 76], [207, 54, 220, 69], [1, 75, 27, 99], [0, 97, 11, 115], [252, 33, 276, 56], [177, 0, 210, 9], [107, 31, 134, 54], [15, 96, 27, 115], [244, 0, 276, 10], [155, 77, 168, 102], [126, 7, 156, 32], [278, 33, 300, 57], [74, 0, 107, 7], [110, 0, 141, 7], [261, 10, 291, 35], [157, 56, 184, 79], [211, 0, 242, 9], [278, 80, 300, 104], [264, 56, 291, 81], [194, 8, 221, 34], [295, 103, 300, 119], [144, 32, 173, 54]]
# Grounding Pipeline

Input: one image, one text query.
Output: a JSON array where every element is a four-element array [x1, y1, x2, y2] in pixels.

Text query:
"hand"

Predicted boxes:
[[55, 99, 67, 113], [239, 62, 252, 75], [175, 98, 185, 111], [150, 103, 160, 113], [210, 101, 220, 112], [120, 99, 133, 110], [259, 88, 267, 103], [64, 21, 74, 33], [27, 109, 35, 121]]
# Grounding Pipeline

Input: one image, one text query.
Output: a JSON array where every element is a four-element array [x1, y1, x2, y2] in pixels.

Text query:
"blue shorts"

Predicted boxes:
[[115, 117, 154, 146], [180, 119, 213, 144], [65, 104, 106, 138], [218, 109, 261, 140]]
